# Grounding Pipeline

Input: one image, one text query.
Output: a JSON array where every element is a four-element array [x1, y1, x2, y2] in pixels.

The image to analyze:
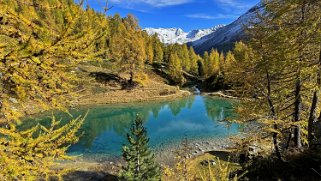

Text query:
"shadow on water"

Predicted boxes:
[[23, 95, 239, 158]]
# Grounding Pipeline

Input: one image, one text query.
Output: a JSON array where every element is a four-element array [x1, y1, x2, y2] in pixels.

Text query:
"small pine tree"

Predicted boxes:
[[120, 116, 160, 181]]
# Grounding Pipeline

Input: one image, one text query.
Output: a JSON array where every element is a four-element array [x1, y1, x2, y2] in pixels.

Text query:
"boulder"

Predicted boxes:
[[200, 160, 217, 166]]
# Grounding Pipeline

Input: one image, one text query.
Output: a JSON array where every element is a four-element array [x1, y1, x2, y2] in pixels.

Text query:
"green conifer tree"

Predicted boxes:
[[120, 116, 160, 181]]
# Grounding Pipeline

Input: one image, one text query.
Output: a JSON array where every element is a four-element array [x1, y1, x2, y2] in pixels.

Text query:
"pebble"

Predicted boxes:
[[198, 148, 204, 152], [9, 97, 18, 104]]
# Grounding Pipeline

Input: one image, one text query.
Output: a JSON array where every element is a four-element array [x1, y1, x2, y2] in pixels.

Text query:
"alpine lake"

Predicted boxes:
[[23, 95, 242, 162]]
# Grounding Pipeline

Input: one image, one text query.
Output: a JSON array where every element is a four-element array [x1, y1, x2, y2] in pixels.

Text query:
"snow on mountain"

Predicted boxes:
[[190, 3, 265, 53], [144, 25, 224, 45]]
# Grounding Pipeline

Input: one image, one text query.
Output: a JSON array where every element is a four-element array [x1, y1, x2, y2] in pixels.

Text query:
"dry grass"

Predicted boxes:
[[75, 64, 190, 106], [188, 152, 241, 180]]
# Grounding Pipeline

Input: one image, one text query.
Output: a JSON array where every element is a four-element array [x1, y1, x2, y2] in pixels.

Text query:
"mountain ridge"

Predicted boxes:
[[144, 25, 225, 45], [144, 3, 264, 54], [190, 3, 265, 53]]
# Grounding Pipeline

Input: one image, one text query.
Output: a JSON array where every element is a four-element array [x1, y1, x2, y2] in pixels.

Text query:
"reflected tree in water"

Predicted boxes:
[[168, 96, 195, 116], [204, 97, 236, 129]]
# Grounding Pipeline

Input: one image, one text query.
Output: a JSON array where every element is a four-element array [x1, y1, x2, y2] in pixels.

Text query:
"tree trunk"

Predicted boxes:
[[308, 47, 321, 147], [293, 77, 302, 148], [311, 47, 321, 149], [291, 0, 306, 149], [266, 70, 282, 160], [129, 71, 133, 84], [273, 124, 282, 160], [308, 90, 319, 146], [285, 130, 293, 150]]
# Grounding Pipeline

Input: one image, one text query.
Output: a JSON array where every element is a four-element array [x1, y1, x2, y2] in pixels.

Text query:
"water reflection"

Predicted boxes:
[[23, 95, 239, 157]]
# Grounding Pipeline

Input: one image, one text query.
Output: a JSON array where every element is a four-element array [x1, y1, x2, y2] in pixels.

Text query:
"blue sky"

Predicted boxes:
[[89, 0, 260, 32]]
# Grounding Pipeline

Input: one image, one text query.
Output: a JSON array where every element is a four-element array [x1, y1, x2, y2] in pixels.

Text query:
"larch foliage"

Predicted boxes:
[[147, 40, 154, 64], [206, 49, 220, 77], [202, 51, 210, 77], [154, 42, 164, 63], [189, 46, 199, 75], [124, 15, 146, 82], [219, 51, 225, 72], [0, 0, 108, 179], [225, 51, 235, 65], [227, 0, 321, 158], [0, 0, 108, 122], [181, 44, 191, 72], [0, 115, 86, 180], [169, 52, 183, 84]]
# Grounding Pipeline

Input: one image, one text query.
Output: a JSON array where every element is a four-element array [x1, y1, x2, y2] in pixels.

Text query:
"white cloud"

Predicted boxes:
[[186, 13, 238, 19], [109, 0, 193, 8], [214, 0, 253, 11]]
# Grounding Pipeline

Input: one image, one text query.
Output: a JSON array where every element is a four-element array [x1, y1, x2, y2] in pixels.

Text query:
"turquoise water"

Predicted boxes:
[[24, 95, 239, 158]]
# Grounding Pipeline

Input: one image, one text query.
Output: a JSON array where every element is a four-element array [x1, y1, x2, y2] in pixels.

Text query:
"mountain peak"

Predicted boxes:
[[144, 25, 225, 45]]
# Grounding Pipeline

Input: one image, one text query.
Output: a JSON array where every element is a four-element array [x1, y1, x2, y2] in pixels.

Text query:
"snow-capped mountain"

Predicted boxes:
[[190, 3, 265, 53], [144, 25, 224, 45]]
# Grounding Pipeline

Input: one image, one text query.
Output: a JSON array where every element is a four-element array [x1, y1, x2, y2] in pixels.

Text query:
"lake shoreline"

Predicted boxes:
[[75, 89, 192, 106], [60, 136, 239, 180], [203, 91, 239, 99], [23, 86, 192, 117]]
